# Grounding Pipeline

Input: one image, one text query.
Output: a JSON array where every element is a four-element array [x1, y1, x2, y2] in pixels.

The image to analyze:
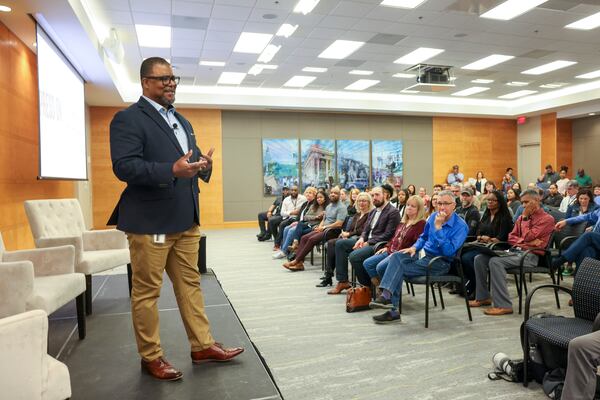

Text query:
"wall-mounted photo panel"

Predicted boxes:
[[262, 139, 299, 196], [300, 139, 335, 190], [371, 140, 403, 187], [336, 140, 370, 191]]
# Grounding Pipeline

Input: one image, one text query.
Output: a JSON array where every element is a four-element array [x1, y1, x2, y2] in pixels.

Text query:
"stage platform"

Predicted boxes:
[[48, 270, 283, 400]]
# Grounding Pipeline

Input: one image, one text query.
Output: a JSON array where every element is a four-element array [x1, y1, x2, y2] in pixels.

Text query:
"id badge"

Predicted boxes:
[[153, 234, 166, 244]]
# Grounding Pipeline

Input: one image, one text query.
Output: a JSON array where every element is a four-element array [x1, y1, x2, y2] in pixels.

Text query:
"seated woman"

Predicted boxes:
[[279, 191, 327, 257], [391, 188, 410, 217], [461, 190, 513, 299], [425, 193, 439, 219], [542, 183, 563, 208], [362, 195, 426, 313], [346, 188, 360, 217], [478, 181, 496, 212], [469, 170, 487, 196], [418, 187, 431, 211], [506, 188, 521, 215], [566, 189, 598, 220], [272, 187, 322, 259], [407, 184, 416, 196], [317, 192, 372, 287]]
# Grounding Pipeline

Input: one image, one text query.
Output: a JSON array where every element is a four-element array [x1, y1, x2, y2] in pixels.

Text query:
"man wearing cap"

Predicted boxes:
[[456, 187, 481, 237], [447, 165, 464, 185]]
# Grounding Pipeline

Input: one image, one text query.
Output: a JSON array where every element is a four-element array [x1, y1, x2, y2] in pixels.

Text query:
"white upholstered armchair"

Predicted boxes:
[[0, 310, 72, 400], [24, 199, 131, 315], [0, 232, 86, 339]]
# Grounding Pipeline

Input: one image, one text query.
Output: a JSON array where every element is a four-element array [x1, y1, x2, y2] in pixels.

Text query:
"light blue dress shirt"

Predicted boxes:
[[142, 95, 189, 153]]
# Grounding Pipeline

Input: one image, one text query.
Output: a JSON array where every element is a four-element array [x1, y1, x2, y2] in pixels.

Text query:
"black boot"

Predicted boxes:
[[316, 275, 333, 287], [551, 255, 567, 270]]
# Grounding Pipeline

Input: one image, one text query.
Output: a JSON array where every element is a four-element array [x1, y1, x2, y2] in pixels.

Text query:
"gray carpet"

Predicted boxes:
[[206, 227, 574, 400]]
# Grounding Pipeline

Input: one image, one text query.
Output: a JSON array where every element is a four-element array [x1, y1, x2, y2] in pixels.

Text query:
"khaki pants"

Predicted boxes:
[[127, 225, 214, 361]]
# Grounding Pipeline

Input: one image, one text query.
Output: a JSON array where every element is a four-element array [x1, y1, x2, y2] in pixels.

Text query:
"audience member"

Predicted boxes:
[[283, 187, 347, 271], [407, 184, 416, 196], [537, 164, 560, 188], [559, 180, 579, 213], [340, 189, 350, 206], [468, 170, 487, 195], [575, 168, 593, 188], [317, 192, 372, 287], [456, 188, 480, 237], [460, 191, 513, 298], [391, 188, 409, 217], [427, 193, 439, 218], [328, 185, 400, 294], [512, 182, 522, 192], [501, 170, 516, 193], [566, 189, 598, 219], [363, 195, 426, 320], [506, 188, 521, 215], [369, 190, 468, 323], [479, 181, 497, 211], [346, 188, 360, 217], [556, 166, 569, 195], [447, 164, 464, 185], [552, 203, 600, 270], [271, 186, 307, 250], [450, 183, 462, 207], [561, 329, 600, 400], [257, 187, 289, 241], [418, 187, 430, 211], [594, 184, 600, 206], [433, 184, 443, 194], [541, 183, 563, 208], [273, 188, 322, 259], [470, 189, 554, 316]]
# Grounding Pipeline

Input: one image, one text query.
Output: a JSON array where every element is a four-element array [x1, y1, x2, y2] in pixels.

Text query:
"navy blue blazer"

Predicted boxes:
[[108, 97, 211, 234]]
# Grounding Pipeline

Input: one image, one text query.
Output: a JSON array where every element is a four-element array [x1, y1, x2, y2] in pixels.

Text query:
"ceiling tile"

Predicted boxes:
[[132, 12, 172, 26], [209, 18, 247, 32], [172, 16, 210, 29], [130, 0, 171, 13], [318, 15, 361, 29], [173, 1, 213, 17], [211, 5, 254, 20], [330, 1, 378, 18]]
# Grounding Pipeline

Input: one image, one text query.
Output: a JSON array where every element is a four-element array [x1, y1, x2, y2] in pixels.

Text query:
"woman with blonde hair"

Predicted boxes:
[[346, 188, 361, 217], [361, 195, 427, 312]]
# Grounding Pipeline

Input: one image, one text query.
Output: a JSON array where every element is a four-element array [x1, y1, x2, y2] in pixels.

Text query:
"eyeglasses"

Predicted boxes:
[[437, 202, 455, 207], [143, 75, 180, 85]]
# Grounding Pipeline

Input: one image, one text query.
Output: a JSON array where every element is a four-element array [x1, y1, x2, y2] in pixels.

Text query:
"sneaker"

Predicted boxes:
[[272, 250, 286, 259], [373, 310, 401, 324], [561, 267, 574, 276], [369, 295, 392, 309]]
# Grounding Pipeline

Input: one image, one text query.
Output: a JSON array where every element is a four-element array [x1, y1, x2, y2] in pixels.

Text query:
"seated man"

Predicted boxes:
[[471, 189, 555, 316], [537, 164, 559, 189], [561, 324, 600, 400], [541, 183, 563, 208], [447, 164, 464, 185], [257, 186, 288, 241], [552, 205, 600, 269], [594, 184, 600, 206], [328, 185, 400, 294], [456, 188, 480, 237], [369, 190, 468, 323], [283, 187, 347, 271], [559, 180, 579, 213], [271, 185, 306, 250]]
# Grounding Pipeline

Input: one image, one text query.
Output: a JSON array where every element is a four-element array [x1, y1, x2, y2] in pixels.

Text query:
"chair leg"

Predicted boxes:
[[310, 248, 314, 266], [431, 284, 438, 307], [127, 263, 133, 297], [425, 281, 430, 328], [550, 272, 561, 309], [438, 284, 445, 310], [410, 283, 415, 296], [523, 328, 530, 387], [518, 272, 524, 315], [529, 272, 532, 283], [76, 293, 86, 340], [85, 275, 92, 316]]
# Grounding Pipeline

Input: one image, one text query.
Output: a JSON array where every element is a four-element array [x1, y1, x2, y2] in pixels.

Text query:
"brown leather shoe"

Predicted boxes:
[[141, 357, 183, 381], [191, 343, 244, 363], [327, 281, 351, 295], [484, 307, 513, 316], [287, 262, 304, 271], [468, 298, 492, 307]]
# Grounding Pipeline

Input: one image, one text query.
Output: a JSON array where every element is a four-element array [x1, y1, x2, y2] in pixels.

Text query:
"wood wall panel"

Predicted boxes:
[[0, 22, 74, 250], [541, 113, 557, 170], [89, 106, 224, 229], [433, 117, 517, 187], [557, 118, 573, 172]]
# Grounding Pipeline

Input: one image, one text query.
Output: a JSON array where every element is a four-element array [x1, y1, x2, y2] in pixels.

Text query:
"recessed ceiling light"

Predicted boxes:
[[539, 82, 567, 89], [393, 73, 415, 78], [471, 79, 494, 84], [0, 5, 11, 12], [345, 79, 379, 91], [135, 25, 171, 48], [276, 24, 298, 38], [394, 47, 444, 65], [284, 75, 316, 88], [258, 44, 281, 63], [294, 0, 320, 15], [576, 70, 600, 79], [318, 40, 365, 59], [200, 61, 226, 67], [480, 0, 549, 21], [349, 70, 373, 75], [451, 87, 490, 97], [248, 64, 278, 76], [522, 60, 577, 75], [462, 54, 514, 70], [302, 67, 328, 73], [589, 113, 596, 116], [233, 32, 273, 54], [380, 0, 427, 9], [565, 11, 600, 30], [498, 90, 538, 99], [217, 72, 246, 85], [506, 81, 529, 87]]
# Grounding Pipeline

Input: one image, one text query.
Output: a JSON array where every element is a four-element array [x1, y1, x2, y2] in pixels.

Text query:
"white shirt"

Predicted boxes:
[[280, 195, 307, 219], [368, 204, 386, 240], [559, 195, 576, 213]]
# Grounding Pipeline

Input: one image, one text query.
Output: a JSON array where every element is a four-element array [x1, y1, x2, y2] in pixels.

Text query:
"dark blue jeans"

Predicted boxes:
[[562, 232, 600, 267]]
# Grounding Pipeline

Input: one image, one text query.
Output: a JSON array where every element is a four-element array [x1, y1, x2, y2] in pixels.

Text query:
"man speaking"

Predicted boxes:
[[109, 57, 243, 381]]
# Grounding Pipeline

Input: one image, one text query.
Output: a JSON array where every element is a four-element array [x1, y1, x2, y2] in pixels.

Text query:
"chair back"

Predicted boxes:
[[24, 199, 86, 242], [547, 207, 566, 223], [553, 221, 587, 249], [572, 258, 600, 321]]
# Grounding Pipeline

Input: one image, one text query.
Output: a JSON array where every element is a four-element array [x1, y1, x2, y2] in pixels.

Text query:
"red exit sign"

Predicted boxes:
[[517, 116, 527, 125]]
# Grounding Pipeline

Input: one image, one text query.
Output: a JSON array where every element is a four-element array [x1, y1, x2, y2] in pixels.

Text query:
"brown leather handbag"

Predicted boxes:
[[346, 285, 371, 313]]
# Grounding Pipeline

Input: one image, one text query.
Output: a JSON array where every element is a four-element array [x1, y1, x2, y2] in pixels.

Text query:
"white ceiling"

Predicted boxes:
[[2, 0, 600, 116]]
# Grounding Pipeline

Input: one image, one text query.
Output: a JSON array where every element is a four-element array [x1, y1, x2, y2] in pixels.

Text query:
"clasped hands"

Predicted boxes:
[[172, 148, 214, 178]]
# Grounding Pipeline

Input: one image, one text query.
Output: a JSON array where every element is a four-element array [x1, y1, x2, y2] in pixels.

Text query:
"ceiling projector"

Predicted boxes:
[[404, 64, 455, 92]]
